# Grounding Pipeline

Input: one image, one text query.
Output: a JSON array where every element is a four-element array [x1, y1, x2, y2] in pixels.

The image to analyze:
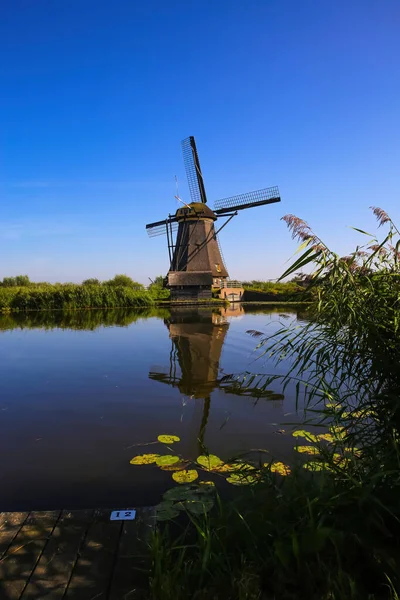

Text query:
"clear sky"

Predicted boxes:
[[1, 0, 399, 283]]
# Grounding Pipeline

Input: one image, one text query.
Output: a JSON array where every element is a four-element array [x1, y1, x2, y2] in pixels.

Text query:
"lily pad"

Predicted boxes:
[[333, 454, 351, 468], [316, 433, 334, 443], [172, 469, 199, 484], [156, 455, 180, 467], [303, 461, 332, 472], [155, 501, 180, 521], [326, 402, 342, 409], [295, 446, 320, 455], [163, 486, 198, 502], [226, 462, 256, 472], [197, 454, 224, 471], [159, 460, 190, 471], [344, 447, 362, 457], [269, 461, 291, 476], [130, 454, 160, 465], [180, 499, 214, 514], [197, 481, 216, 493], [158, 434, 180, 444], [226, 473, 257, 486], [292, 430, 318, 442], [330, 426, 346, 440]]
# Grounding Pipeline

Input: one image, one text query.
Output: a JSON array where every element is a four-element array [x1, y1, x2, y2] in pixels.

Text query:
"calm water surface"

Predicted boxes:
[[0, 305, 309, 510]]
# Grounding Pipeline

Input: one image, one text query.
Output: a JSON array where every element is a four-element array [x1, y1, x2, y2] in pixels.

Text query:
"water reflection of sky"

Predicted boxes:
[[0, 305, 308, 511]]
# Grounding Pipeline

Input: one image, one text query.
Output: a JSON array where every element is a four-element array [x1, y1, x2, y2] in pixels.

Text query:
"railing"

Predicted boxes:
[[221, 280, 243, 288]]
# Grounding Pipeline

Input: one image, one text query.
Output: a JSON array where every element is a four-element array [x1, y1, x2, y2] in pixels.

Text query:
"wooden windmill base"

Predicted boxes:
[[168, 271, 216, 300]]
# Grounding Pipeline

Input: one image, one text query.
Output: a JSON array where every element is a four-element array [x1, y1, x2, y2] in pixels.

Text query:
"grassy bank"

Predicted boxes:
[[144, 207, 400, 600], [0, 273, 172, 312], [0, 284, 156, 312]]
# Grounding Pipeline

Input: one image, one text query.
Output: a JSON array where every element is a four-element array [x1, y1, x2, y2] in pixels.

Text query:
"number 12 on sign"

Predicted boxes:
[[110, 509, 136, 521]]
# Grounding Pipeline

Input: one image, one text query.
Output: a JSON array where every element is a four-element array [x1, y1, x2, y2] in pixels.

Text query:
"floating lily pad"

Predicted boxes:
[[158, 435, 180, 444], [155, 501, 180, 521], [269, 461, 291, 476], [172, 469, 199, 484], [344, 447, 362, 457], [159, 460, 190, 471], [130, 454, 160, 465], [332, 454, 351, 468], [180, 499, 214, 514], [197, 454, 224, 471], [163, 486, 198, 502], [303, 461, 332, 472], [330, 426, 346, 440], [226, 473, 257, 486], [156, 455, 180, 467], [295, 446, 320, 455], [227, 462, 256, 472], [292, 430, 318, 442], [316, 433, 334, 443], [197, 481, 216, 493]]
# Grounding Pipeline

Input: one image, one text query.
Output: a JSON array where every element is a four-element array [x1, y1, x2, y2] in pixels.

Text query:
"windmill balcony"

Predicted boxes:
[[217, 280, 244, 302]]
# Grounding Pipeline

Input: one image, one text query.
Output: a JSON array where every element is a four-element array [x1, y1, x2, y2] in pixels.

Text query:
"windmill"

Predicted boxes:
[[145, 136, 281, 300]]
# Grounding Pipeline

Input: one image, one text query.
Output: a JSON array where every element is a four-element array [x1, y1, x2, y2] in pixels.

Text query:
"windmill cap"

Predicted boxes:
[[175, 202, 217, 221]]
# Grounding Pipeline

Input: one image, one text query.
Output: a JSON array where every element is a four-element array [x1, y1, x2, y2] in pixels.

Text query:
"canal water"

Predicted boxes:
[[0, 305, 309, 511]]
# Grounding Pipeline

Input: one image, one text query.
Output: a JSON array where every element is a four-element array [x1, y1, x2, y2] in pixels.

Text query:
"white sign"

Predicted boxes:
[[110, 509, 136, 521]]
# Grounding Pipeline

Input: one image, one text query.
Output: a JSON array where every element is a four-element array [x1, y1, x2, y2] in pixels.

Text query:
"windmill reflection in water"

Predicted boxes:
[[148, 306, 284, 453]]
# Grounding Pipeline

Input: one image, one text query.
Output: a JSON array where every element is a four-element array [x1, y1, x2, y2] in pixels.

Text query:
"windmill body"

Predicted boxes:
[[146, 136, 281, 300]]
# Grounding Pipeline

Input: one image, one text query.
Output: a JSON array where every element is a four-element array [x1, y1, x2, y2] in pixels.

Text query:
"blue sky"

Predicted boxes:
[[1, 0, 399, 283]]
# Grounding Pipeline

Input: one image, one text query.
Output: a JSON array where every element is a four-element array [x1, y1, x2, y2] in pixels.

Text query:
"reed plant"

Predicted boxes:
[[147, 207, 400, 599]]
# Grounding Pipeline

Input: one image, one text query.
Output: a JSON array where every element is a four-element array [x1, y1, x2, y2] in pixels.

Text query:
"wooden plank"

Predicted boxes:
[[0, 511, 60, 600], [0, 513, 29, 559], [109, 507, 156, 600], [20, 510, 94, 600], [64, 510, 122, 600]]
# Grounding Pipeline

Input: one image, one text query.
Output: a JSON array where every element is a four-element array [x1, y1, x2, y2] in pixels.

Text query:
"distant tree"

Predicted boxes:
[[82, 278, 101, 286], [104, 274, 144, 289], [1, 275, 30, 287], [15, 275, 31, 286]]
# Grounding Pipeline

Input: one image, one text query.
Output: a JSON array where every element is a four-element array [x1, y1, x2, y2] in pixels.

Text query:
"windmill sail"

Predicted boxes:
[[214, 186, 280, 215], [181, 136, 208, 204], [145, 216, 179, 237]]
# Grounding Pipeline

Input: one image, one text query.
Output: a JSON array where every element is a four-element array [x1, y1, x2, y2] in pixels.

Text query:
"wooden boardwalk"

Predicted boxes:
[[0, 508, 155, 600]]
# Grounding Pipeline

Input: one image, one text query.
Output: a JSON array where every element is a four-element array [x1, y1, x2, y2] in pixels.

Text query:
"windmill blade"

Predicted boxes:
[[181, 136, 208, 204], [214, 186, 280, 215], [146, 216, 179, 238]]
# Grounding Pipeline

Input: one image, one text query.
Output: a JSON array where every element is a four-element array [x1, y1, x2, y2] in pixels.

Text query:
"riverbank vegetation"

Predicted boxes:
[[0, 274, 170, 312], [145, 207, 400, 599]]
